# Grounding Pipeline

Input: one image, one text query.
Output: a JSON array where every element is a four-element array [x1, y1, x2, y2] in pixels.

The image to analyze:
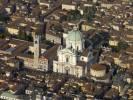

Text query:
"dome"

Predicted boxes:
[[91, 64, 106, 71], [66, 26, 84, 52], [67, 27, 83, 42]]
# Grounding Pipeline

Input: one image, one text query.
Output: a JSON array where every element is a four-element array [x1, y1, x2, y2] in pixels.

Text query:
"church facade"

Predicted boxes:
[[53, 26, 93, 77]]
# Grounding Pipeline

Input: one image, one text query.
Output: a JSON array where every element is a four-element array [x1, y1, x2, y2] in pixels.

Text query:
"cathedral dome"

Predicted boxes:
[[67, 26, 83, 42], [66, 26, 84, 52]]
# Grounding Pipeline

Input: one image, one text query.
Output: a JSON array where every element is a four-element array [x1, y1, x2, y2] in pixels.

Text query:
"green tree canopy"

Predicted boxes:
[[111, 41, 129, 52], [118, 41, 129, 50], [67, 10, 82, 21], [0, 13, 10, 23], [83, 6, 97, 22]]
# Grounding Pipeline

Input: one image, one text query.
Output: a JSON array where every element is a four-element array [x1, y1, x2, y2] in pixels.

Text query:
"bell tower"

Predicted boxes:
[[33, 32, 40, 69]]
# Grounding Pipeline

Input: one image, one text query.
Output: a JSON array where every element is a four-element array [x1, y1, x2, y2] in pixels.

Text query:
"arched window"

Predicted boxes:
[[35, 41, 37, 44], [77, 46, 79, 51], [56, 69, 58, 72], [66, 57, 69, 62], [71, 44, 72, 48], [53, 40, 54, 43]]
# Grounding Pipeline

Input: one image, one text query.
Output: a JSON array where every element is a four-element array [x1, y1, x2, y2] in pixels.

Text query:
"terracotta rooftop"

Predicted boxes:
[[81, 48, 89, 57], [105, 88, 119, 98], [126, 46, 133, 54], [43, 44, 59, 59]]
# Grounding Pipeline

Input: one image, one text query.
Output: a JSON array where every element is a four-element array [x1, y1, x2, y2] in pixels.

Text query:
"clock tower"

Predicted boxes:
[[33, 32, 40, 69]]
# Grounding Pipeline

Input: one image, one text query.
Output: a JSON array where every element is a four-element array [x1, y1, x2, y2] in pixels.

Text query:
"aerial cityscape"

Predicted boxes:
[[0, 0, 132, 100]]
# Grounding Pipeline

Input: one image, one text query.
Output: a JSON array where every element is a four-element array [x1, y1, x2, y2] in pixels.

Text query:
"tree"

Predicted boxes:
[[60, 15, 67, 22], [118, 41, 128, 50], [53, 25, 64, 33], [67, 10, 82, 21], [16, 33, 26, 40], [83, 6, 97, 22], [111, 41, 129, 52], [16, 32, 33, 42], [0, 31, 10, 39], [26, 33, 33, 41], [0, 13, 10, 23], [111, 46, 119, 52]]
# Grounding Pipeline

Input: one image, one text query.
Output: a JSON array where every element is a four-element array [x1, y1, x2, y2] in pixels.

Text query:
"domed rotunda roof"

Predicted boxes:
[[91, 64, 106, 71]]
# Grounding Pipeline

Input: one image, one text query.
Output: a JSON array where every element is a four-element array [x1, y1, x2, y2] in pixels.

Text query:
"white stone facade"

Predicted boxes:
[[53, 60, 83, 77], [53, 27, 93, 77], [62, 4, 76, 11]]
